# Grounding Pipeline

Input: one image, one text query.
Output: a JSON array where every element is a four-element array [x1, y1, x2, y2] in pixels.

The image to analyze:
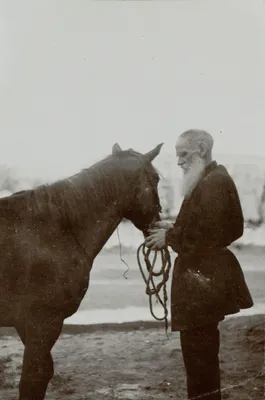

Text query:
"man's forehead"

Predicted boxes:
[[175, 136, 193, 151]]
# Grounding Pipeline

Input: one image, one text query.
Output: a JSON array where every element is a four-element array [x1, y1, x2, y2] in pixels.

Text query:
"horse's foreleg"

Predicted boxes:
[[18, 315, 63, 400], [19, 349, 54, 400]]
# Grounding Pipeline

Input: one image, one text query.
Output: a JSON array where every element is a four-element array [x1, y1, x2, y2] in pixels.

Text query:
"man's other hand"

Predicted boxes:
[[154, 220, 174, 230], [145, 228, 166, 250]]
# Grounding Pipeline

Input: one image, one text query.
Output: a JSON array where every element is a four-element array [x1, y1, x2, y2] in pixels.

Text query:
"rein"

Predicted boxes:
[[137, 243, 172, 336]]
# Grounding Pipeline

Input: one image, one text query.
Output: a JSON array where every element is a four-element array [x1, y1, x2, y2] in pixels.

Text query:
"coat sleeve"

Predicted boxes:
[[165, 224, 182, 253], [166, 174, 244, 255], [165, 200, 187, 253]]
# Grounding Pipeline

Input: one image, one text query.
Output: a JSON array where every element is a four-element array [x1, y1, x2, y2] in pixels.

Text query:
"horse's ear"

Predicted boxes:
[[143, 143, 164, 163], [112, 143, 122, 155]]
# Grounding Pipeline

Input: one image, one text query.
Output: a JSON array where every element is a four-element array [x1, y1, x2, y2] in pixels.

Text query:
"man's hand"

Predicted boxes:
[[145, 228, 166, 250], [154, 220, 174, 230]]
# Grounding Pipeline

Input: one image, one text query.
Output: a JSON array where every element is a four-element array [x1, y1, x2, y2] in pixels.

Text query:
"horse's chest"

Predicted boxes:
[[56, 258, 91, 314]]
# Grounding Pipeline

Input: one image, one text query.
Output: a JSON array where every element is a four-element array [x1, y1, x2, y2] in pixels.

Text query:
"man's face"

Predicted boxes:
[[175, 137, 200, 172], [176, 136, 207, 197]]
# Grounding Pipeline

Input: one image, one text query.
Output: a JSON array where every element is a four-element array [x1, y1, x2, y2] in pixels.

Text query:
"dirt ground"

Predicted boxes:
[[0, 314, 264, 400]]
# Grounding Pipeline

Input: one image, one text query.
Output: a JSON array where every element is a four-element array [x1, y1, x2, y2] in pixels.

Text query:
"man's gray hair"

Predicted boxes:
[[179, 129, 214, 155]]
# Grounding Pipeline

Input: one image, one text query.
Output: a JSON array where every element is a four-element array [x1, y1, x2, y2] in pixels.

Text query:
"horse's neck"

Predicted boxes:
[[71, 206, 122, 262], [68, 159, 134, 260]]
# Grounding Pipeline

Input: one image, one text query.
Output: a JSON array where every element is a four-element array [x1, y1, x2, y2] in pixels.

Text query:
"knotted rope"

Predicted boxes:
[[137, 243, 172, 336]]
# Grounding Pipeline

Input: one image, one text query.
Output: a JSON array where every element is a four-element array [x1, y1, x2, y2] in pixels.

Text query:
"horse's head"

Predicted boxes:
[[112, 142, 163, 236]]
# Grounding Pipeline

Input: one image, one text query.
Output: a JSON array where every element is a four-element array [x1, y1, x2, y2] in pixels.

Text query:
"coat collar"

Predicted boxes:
[[202, 160, 217, 179]]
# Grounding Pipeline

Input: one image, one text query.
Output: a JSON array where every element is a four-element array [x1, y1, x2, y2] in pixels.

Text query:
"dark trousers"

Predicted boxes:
[[180, 322, 221, 400]]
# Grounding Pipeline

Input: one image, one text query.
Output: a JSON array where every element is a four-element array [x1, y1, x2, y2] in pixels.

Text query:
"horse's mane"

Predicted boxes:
[[2, 150, 157, 224]]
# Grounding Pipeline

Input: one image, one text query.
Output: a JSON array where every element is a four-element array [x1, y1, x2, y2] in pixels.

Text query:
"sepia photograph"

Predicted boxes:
[[0, 1, 264, 399]]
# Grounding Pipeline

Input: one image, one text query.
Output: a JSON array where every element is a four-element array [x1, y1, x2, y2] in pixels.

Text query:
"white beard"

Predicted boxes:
[[181, 158, 206, 198]]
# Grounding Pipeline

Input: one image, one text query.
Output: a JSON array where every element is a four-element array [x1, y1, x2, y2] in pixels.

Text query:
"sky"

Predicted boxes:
[[0, 0, 265, 179]]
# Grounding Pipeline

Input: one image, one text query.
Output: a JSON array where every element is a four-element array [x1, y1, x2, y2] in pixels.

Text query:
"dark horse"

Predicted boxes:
[[0, 142, 163, 399]]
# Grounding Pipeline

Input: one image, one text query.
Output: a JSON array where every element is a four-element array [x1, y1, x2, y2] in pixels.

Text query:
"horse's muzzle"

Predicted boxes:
[[142, 214, 161, 238]]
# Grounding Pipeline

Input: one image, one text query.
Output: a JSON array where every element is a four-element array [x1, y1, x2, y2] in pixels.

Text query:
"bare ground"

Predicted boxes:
[[0, 314, 264, 400]]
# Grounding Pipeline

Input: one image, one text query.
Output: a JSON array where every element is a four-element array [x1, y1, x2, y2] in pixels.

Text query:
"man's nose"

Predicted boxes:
[[177, 158, 183, 166]]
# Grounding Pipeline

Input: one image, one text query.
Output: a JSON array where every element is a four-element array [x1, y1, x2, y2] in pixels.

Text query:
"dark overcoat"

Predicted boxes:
[[166, 161, 253, 331]]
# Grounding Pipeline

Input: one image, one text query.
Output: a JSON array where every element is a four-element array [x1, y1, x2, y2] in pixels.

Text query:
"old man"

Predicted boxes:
[[145, 129, 253, 400]]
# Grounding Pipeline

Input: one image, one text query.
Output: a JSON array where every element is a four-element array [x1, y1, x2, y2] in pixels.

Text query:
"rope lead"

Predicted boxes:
[[137, 243, 172, 337]]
